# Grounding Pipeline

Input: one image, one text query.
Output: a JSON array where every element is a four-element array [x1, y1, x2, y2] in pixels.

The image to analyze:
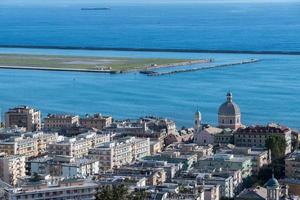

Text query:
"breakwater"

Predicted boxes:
[[1, 45, 300, 55], [142, 59, 259, 76]]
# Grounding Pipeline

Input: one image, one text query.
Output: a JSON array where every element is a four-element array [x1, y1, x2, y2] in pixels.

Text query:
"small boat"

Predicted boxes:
[[81, 7, 110, 11]]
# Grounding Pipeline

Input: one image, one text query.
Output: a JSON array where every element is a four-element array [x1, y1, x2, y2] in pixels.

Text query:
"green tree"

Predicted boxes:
[[129, 190, 147, 200], [96, 185, 129, 200], [265, 135, 287, 160]]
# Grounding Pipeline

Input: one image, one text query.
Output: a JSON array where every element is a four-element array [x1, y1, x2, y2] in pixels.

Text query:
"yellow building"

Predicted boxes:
[[80, 113, 112, 130], [44, 114, 80, 131], [0, 132, 59, 158]]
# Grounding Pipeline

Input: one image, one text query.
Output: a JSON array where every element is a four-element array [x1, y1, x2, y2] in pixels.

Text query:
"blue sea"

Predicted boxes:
[[0, 2, 299, 128]]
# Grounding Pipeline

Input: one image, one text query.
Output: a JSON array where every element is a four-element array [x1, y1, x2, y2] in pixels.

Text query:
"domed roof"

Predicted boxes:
[[218, 92, 241, 116], [265, 175, 280, 188]]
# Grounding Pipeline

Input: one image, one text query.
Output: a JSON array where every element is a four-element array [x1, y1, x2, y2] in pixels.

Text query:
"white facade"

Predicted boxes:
[[0, 155, 26, 186]]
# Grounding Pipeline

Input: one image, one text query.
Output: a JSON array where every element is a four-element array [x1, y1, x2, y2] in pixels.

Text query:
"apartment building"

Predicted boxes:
[[218, 147, 271, 174], [0, 155, 26, 186], [0, 136, 38, 158], [80, 113, 112, 130], [0, 132, 59, 158], [5, 106, 41, 131], [104, 116, 176, 142], [29, 156, 99, 178], [44, 114, 80, 131], [48, 132, 110, 158], [234, 124, 292, 155], [89, 137, 150, 170], [196, 154, 252, 178], [3, 176, 97, 200]]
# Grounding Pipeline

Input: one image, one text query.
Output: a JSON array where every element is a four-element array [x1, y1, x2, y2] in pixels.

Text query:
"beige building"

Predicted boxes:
[[44, 114, 79, 131], [89, 137, 150, 170], [5, 106, 41, 131], [0, 136, 38, 158], [218, 92, 242, 130], [48, 132, 110, 158], [80, 113, 112, 130], [0, 132, 59, 158], [194, 125, 223, 146], [234, 124, 292, 155], [3, 177, 97, 200], [0, 155, 26, 186]]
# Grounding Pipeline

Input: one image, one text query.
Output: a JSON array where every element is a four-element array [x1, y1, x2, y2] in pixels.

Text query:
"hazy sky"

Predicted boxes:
[[1, 0, 299, 5]]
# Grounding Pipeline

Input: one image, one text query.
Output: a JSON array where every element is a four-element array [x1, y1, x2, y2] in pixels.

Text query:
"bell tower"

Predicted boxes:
[[194, 110, 202, 133]]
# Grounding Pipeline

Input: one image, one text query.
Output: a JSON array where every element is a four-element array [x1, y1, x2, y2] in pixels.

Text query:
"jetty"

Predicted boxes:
[[141, 59, 260, 76]]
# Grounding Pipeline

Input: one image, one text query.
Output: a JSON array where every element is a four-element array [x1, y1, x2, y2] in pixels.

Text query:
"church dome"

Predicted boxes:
[[218, 92, 241, 116], [265, 175, 280, 188]]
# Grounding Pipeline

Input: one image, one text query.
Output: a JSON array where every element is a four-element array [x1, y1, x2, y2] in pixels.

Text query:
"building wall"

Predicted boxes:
[[234, 132, 291, 155], [194, 130, 215, 146], [5, 107, 41, 131], [0, 155, 26, 186], [218, 114, 241, 130], [80, 115, 112, 130], [44, 115, 80, 130]]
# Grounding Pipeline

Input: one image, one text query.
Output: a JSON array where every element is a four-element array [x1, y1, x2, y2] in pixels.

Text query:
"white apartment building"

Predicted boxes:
[[48, 132, 110, 158], [0, 155, 26, 186], [2, 176, 97, 200], [89, 137, 150, 170]]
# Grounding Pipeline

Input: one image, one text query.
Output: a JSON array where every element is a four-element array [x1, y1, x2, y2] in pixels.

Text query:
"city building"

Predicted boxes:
[[218, 92, 242, 130], [80, 113, 112, 130], [144, 151, 198, 171], [104, 116, 176, 143], [214, 128, 234, 145], [164, 128, 194, 146], [0, 155, 26, 186], [113, 166, 167, 186], [196, 153, 252, 178], [218, 146, 271, 174], [0, 132, 59, 158], [48, 132, 110, 158], [285, 150, 300, 179], [236, 175, 290, 200], [150, 139, 162, 155], [5, 106, 41, 131], [29, 156, 99, 178], [89, 137, 150, 170], [44, 114, 80, 131], [0, 136, 38, 158], [2, 176, 97, 200], [165, 142, 213, 160], [194, 125, 223, 146], [234, 124, 292, 155]]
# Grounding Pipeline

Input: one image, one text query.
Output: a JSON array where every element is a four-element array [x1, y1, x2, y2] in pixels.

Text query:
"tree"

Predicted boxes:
[[129, 190, 147, 200], [265, 135, 287, 160], [96, 185, 129, 200]]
